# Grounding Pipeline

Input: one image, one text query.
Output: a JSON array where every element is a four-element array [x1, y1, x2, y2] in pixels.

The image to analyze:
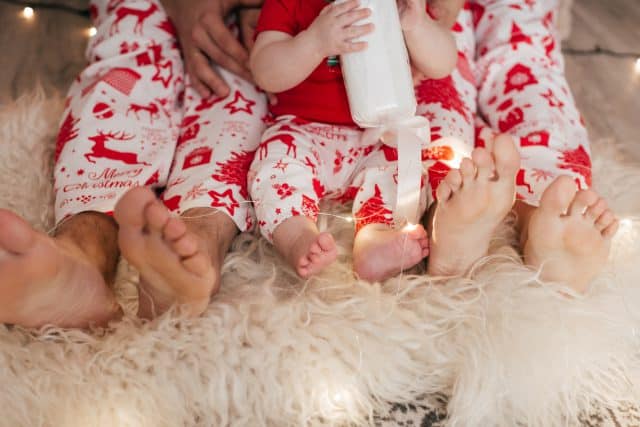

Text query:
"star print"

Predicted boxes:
[[152, 60, 173, 88], [224, 91, 256, 115], [208, 189, 240, 216], [273, 159, 289, 172]]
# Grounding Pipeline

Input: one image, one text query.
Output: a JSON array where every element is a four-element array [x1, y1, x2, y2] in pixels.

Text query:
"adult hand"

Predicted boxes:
[[238, 7, 261, 52], [426, 0, 465, 29], [161, 0, 263, 98]]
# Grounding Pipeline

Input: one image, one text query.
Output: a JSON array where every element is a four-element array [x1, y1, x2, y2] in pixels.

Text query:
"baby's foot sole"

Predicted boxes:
[[353, 223, 429, 282]]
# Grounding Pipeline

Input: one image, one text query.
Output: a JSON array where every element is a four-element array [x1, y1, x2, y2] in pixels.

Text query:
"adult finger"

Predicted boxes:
[[200, 12, 250, 71], [190, 49, 231, 97]]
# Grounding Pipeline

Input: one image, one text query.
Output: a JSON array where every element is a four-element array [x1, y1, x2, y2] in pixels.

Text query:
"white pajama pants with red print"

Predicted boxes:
[[467, 0, 592, 201], [249, 59, 475, 241], [418, 0, 591, 205], [53, 0, 267, 231]]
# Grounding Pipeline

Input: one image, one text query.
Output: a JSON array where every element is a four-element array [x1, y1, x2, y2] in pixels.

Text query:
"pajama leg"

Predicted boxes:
[[472, 0, 591, 205], [54, 0, 184, 222], [248, 119, 322, 242], [160, 67, 267, 232], [416, 4, 478, 203], [249, 118, 363, 241]]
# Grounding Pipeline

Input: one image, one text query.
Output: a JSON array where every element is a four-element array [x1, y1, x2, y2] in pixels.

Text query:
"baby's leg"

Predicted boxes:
[[248, 119, 336, 278]]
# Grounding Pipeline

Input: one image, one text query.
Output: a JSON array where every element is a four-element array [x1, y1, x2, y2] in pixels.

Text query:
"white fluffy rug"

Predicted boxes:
[[2, 91, 640, 427]]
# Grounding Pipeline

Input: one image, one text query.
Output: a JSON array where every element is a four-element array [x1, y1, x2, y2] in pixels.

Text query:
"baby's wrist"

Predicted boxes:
[[299, 27, 329, 60]]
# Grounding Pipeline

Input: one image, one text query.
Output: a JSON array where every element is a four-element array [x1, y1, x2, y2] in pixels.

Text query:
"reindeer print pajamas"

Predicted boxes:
[[54, 0, 267, 231]]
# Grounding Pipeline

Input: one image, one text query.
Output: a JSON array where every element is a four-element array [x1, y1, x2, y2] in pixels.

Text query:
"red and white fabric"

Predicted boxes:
[[53, 0, 267, 231]]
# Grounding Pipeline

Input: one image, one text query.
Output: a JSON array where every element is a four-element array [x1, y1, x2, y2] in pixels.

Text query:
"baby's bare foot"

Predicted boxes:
[[273, 216, 337, 278], [0, 210, 119, 328], [115, 187, 216, 318], [524, 176, 618, 293], [353, 223, 429, 282], [428, 134, 520, 276]]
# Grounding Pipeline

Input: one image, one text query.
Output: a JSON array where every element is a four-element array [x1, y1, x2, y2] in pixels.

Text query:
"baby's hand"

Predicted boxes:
[[307, 0, 374, 57], [397, 0, 429, 31]]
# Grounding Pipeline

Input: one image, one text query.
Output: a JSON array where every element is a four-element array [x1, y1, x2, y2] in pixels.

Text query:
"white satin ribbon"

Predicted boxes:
[[361, 116, 430, 227]]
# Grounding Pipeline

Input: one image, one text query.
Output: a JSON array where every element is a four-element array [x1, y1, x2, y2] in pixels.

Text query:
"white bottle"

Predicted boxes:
[[340, 0, 417, 128]]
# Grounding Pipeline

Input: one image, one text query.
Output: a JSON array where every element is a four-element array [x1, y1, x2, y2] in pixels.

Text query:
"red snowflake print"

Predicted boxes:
[[212, 150, 255, 199], [185, 183, 208, 201], [558, 145, 592, 186], [531, 168, 554, 182], [416, 76, 470, 123], [504, 63, 538, 94], [541, 89, 564, 110], [274, 183, 297, 199], [273, 159, 289, 172], [354, 184, 393, 233]]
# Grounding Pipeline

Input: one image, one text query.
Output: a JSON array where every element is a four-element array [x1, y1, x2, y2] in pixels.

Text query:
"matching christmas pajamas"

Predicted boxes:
[[54, 0, 592, 238], [54, 0, 267, 231]]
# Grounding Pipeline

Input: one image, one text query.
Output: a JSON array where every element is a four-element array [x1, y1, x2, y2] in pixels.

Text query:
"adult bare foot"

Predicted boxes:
[[427, 134, 520, 276], [524, 176, 618, 293], [353, 223, 429, 282], [0, 210, 120, 328], [114, 187, 216, 318], [272, 216, 337, 278]]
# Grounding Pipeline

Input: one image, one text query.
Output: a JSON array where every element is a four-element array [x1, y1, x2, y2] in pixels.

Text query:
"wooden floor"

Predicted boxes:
[[0, 0, 638, 156]]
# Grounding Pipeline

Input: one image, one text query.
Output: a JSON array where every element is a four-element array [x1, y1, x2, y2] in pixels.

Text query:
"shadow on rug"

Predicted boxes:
[[2, 91, 640, 427]]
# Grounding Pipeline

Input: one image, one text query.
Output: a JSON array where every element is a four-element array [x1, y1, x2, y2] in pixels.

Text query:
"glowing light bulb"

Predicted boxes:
[[87, 26, 97, 37], [344, 216, 354, 223], [635, 58, 640, 74], [403, 222, 418, 232], [22, 7, 34, 19]]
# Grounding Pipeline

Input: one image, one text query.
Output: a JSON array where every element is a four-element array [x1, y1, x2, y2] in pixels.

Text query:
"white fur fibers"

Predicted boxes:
[[1, 92, 640, 426]]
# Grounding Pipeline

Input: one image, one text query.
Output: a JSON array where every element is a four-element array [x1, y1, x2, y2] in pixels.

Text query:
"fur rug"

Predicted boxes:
[[2, 91, 640, 427]]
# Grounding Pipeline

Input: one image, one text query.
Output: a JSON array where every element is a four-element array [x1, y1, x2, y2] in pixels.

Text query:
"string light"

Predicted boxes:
[[402, 222, 418, 232], [21, 6, 34, 19], [87, 26, 97, 37]]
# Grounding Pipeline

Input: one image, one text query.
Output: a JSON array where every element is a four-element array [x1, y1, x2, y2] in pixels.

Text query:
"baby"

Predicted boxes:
[[249, 0, 457, 279]]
